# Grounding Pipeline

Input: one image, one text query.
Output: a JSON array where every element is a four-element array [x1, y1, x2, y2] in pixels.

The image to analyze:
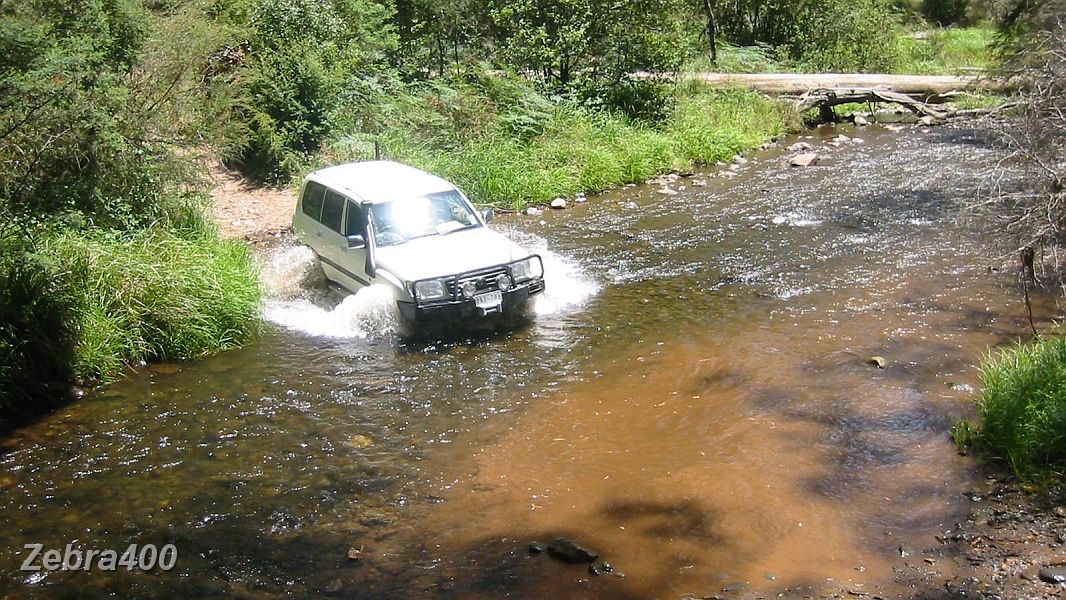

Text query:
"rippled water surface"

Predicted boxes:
[[1, 126, 1057, 599]]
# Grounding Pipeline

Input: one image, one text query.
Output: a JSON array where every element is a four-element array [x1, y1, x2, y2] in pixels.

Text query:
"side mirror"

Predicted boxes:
[[480, 207, 494, 223], [346, 234, 366, 249]]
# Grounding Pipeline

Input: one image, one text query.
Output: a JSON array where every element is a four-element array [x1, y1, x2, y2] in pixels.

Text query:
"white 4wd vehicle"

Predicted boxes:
[[293, 160, 544, 327]]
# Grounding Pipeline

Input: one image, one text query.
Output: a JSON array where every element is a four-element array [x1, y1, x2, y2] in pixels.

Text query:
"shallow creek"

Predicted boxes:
[[0, 125, 1059, 599]]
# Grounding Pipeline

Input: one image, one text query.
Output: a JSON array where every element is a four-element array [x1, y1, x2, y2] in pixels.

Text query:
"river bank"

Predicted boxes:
[[906, 468, 1066, 600]]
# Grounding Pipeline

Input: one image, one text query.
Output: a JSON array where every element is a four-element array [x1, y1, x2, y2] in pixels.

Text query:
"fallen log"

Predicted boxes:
[[794, 87, 1018, 123], [795, 87, 949, 120], [635, 72, 1013, 95]]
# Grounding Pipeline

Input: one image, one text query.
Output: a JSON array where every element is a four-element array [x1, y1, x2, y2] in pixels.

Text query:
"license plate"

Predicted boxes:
[[474, 290, 503, 308]]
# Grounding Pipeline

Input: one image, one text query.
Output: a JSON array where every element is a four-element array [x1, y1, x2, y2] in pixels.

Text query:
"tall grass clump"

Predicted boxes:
[[42, 229, 262, 383], [954, 337, 1066, 480]]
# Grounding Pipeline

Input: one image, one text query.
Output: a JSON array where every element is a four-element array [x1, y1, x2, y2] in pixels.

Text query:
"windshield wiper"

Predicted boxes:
[[441, 224, 479, 236]]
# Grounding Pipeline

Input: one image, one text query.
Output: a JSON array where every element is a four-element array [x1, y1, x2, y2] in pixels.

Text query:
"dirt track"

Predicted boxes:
[[207, 159, 296, 241]]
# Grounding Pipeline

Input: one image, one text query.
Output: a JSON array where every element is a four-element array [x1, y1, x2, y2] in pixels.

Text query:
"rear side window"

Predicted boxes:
[[302, 182, 326, 221], [344, 200, 365, 236], [321, 189, 346, 233]]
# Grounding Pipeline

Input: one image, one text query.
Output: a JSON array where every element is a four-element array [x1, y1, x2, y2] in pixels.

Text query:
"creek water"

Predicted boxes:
[[0, 125, 1058, 599]]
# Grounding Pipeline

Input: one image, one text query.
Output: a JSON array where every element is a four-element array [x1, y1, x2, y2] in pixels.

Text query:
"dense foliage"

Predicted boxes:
[[0, 0, 262, 426]]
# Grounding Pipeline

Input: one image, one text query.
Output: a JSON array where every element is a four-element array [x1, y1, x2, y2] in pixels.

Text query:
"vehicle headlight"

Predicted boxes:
[[460, 280, 478, 299], [414, 279, 447, 301], [496, 273, 513, 291], [510, 257, 542, 282]]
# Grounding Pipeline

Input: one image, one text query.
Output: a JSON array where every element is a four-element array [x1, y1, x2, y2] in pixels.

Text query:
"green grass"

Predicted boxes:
[[954, 336, 1066, 481], [682, 42, 784, 74], [894, 26, 996, 74], [319, 83, 795, 210], [41, 228, 263, 383]]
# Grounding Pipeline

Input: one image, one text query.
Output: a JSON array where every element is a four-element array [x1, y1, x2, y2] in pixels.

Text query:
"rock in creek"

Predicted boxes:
[[525, 206, 543, 216], [550, 197, 567, 209], [547, 537, 599, 564], [868, 356, 887, 369], [854, 114, 870, 126], [344, 434, 373, 449], [788, 141, 814, 152], [1039, 566, 1066, 584], [588, 562, 614, 576], [790, 153, 819, 168], [528, 541, 546, 554]]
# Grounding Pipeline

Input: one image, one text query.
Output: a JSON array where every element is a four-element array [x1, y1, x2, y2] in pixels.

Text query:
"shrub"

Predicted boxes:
[[229, 0, 397, 181], [923, 0, 971, 25], [955, 337, 1066, 480], [791, 0, 902, 72], [709, 0, 902, 72], [0, 234, 78, 422]]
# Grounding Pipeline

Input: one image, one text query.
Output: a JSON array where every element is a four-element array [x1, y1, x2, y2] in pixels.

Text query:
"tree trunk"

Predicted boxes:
[[701, 0, 718, 63]]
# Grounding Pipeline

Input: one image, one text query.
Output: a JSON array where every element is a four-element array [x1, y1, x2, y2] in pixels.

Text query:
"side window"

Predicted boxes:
[[344, 200, 365, 236], [321, 190, 345, 233], [301, 181, 325, 221]]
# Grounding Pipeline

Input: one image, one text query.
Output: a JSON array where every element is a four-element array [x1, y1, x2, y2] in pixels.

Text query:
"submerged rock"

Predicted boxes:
[[788, 141, 814, 152], [547, 537, 599, 564], [344, 434, 373, 449], [528, 541, 546, 554], [1039, 566, 1066, 584], [525, 207, 543, 216]]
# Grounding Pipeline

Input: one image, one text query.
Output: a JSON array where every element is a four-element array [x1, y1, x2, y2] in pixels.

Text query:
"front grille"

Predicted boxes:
[[445, 267, 509, 297]]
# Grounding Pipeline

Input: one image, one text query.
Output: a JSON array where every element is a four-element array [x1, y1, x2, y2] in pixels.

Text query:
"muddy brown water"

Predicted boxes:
[[0, 125, 1059, 599]]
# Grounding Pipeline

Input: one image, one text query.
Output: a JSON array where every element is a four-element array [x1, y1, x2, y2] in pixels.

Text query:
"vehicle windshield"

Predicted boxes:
[[369, 190, 481, 247]]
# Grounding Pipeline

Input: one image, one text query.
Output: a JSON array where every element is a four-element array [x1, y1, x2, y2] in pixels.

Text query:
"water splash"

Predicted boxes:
[[500, 230, 599, 316], [263, 285, 402, 339], [257, 233, 598, 338], [259, 245, 401, 338]]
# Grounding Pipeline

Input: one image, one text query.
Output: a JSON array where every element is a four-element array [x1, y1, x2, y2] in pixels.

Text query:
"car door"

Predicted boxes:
[[315, 188, 368, 293], [338, 198, 373, 289]]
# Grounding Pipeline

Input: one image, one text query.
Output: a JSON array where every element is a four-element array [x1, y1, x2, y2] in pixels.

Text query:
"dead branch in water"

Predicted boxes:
[[796, 88, 949, 118]]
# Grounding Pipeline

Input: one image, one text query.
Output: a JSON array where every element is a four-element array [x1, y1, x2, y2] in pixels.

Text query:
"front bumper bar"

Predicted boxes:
[[398, 278, 544, 323]]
